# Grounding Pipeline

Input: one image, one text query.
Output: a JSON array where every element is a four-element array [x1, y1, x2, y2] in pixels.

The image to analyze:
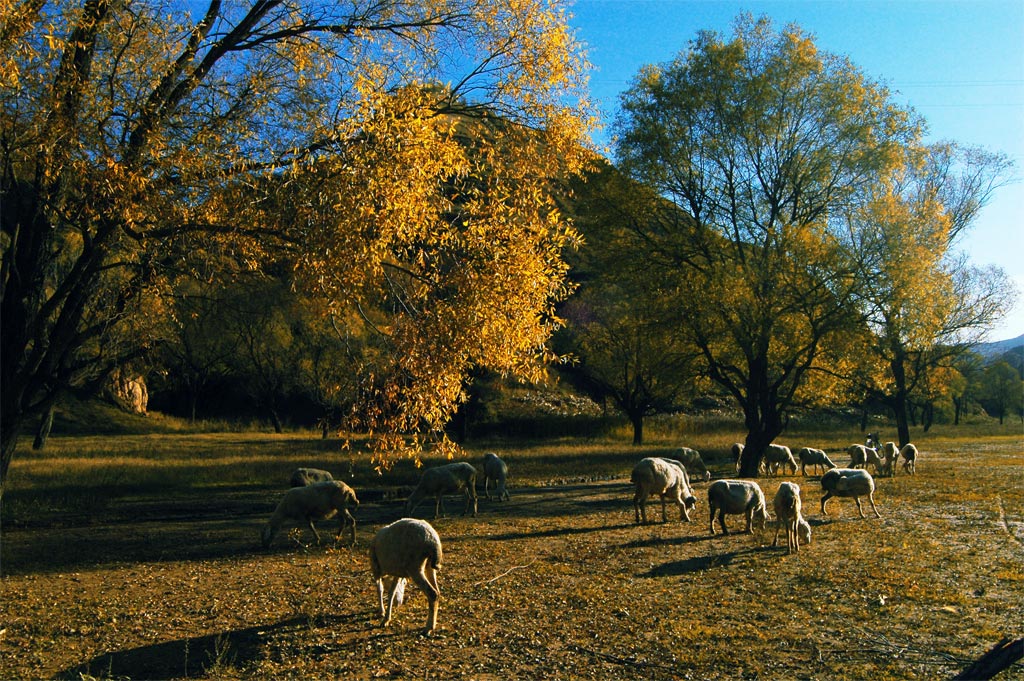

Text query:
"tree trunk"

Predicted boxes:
[[32, 404, 56, 450], [0, 423, 21, 502], [630, 412, 644, 446], [889, 355, 912, 447]]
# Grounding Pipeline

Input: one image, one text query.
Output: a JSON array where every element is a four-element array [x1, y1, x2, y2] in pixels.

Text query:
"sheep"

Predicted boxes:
[[846, 443, 883, 472], [764, 444, 798, 476], [482, 452, 510, 501], [406, 462, 478, 519], [369, 518, 443, 634], [707, 479, 770, 535], [798, 517, 812, 545], [631, 457, 697, 525], [772, 482, 804, 554], [672, 446, 711, 481], [900, 443, 918, 475], [877, 442, 899, 477], [797, 447, 837, 476], [820, 468, 881, 519], [731, 443, 745, 473], [261, 480, 359, 547], [865, 432, 881, 450], [289, 467, 334, 487]]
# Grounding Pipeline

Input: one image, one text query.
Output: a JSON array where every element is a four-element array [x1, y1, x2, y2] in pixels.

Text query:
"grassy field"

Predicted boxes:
[[0, 416, 1022, 679]]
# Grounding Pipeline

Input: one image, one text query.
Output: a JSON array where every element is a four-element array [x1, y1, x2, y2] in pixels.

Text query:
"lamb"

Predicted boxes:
[[820, 468, 881, 519], [406, 462, 478, 519], [797, 447, 837, 476], [369, 518, 443, 634], [289, 467, 334, 487], [261, 480, 359, 547], [798, 517, 812, 545], [482, 452, 510, 501], [731, 443, 745, 473], [707, 479, 770, 535], [846, 443, 883, 472], [900, 443, 918, 475], [631, 457, 698, 525], [764, 444, 798, 476], [877, 442, 899, 477], [672, 446, 711, 481], [772, 482, 804, 554]]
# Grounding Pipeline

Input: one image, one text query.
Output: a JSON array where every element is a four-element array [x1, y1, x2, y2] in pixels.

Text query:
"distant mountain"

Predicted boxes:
[[974, 333, 1024, 358]]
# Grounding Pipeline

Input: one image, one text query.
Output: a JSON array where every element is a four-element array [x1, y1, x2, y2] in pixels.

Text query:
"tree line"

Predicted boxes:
[[1, 6, 1017, 495]]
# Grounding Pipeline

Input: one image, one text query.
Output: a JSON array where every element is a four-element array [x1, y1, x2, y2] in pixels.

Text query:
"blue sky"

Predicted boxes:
[[568, 0, 1024, 341]]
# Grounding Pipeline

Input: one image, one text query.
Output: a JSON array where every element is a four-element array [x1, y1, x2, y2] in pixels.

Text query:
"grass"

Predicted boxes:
[[1, 409, 1021, 679]]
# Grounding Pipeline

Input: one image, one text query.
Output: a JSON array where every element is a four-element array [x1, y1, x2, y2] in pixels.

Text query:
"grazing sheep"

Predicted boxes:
[[482, 452, 510, 501], [731, 443, 745, 473], [865, 432, 881, 450], [631, 457, 697, 525], [900, 443, 918, 475], [369, 518, 443, 634], [772, 482, 804, 554], [707, 479, 770, 535], [672, 446, 711, 481], [261, 480, 359, 547], [289, 467, 334, 487], [406, 462, 478, 519], [765, 444, 798, 476], [846, 443, 881, 471], [797, 447, 837, 476], [820, 468, 881, 519], [877, 442, 899, 477], [798, 517, 812, 545]]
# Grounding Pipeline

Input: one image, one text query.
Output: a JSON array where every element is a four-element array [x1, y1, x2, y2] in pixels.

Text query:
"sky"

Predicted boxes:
[[567, 0, 1024, 342]]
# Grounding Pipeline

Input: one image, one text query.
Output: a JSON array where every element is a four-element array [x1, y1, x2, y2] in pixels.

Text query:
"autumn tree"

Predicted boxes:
[[612, 15, 917, 475], [841, 142, 1016, 445], [558, 161, 702, 445], [0, 0, 592, 494], [980, 361, 1023, 425]]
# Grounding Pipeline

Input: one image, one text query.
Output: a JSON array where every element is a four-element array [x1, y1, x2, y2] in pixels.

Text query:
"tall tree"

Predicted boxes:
[[842, 142, 1016, 445], [612, 15, 917, 475], [0, 0, 592, 493]]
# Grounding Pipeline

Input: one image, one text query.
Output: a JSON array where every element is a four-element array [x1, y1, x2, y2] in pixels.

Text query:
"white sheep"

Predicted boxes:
[[772, 482, 804, 554], [707, 479, 770, 535], [797, 447, 837, 476], [820, 468, 881, 519], [672, 446, 711, 481], [764, 444, 798, 476], [877, 442, 899, 477], [798, 517, 812, 545], [846, 443, 884, 472], [482, 452, 510, 501], [630, 457, 697, 525], [900, 443, 918, 475], [731, 443, 745, 473], [289, 467, 334, 487], [369, 518, 443, 634], [261, 480, 359, 547], [406, 462, 478, 519]]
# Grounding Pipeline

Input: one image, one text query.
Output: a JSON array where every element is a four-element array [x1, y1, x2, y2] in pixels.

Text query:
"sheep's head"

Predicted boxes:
[[753, 505, 770, 531]]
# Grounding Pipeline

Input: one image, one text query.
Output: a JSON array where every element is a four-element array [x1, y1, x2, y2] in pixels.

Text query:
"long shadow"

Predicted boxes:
[[640, 546, 763, 577], [482, 521, 636, 542]]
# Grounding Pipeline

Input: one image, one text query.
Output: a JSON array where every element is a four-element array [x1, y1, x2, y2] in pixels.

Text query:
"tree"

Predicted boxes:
[[557, 162, 702, 445], [842, 142, 1016, 445], [0, 0, 592, 493], [612, 15, 917, 475], [980, 361, 1024, 424]]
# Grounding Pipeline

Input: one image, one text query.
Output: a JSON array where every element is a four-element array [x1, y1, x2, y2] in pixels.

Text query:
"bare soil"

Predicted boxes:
[[2, 442, 1023, 680]]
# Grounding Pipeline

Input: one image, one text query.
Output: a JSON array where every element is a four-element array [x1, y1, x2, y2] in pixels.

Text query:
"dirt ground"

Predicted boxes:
[[2, 442, 1023, 680]]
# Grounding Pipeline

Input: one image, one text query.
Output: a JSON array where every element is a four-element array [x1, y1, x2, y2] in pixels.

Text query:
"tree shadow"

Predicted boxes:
[[640, 546, 763, 577], [56, 610, 441, 680]]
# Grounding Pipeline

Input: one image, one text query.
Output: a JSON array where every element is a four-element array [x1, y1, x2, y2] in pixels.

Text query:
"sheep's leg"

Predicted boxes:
[[484, 476, 492, 500], [708, 505, 717, 535], [434, 494, 444, 519], [376, 577, 387, 619], [411, 562, 440, 634], [718, 510, 729, 535], [338, 509, 357, 544], [772, 519, 781, 547], [820, 492, 832, 516], [788, 520, 798, 554], [854, 496, 866, 519], [660, 494, 668, 523], [633, 488, 648, 525], [464, 487, 478, 517], [382, 577, 406, 627], [867, 492, 882, 519], [307, 518, 322, 545]]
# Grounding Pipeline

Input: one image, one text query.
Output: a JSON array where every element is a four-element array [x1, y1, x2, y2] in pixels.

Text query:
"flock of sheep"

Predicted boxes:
[[259, 434, 918, 634]]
